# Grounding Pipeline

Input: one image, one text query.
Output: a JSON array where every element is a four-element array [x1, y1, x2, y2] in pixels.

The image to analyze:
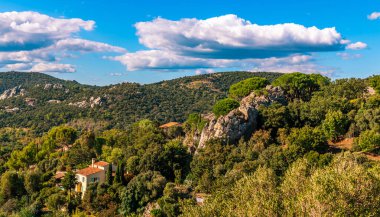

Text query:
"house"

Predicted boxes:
[[75, 159, 113, 196], [159, 122, 182, 129]]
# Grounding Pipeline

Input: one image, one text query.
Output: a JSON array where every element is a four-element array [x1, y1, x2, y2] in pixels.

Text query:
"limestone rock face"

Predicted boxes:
[[198, 85, 285, 149], [0, 86, 26, 100]]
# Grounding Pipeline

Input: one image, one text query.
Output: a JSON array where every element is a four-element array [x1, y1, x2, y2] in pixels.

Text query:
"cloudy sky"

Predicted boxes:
[[0, 0, 379, 85]]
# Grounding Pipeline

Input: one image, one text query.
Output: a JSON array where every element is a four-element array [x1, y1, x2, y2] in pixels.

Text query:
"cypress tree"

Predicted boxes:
[[114, 163, 121, 184], [120, 162, 126, 185], [106, 163, 113, 185], [114, 162, 122, 184]]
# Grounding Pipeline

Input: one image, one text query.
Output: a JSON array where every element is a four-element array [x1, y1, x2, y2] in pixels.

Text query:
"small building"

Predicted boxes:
[[159, 122, 182, 129], [75, 159, 113, 196]]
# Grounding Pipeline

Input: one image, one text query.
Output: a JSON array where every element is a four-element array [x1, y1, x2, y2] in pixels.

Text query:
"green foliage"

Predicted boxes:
[[229, 77, 269, 99], [321, 78, 368, 100], [354, 130, 380, 152], [24, 170, 42, 195], [0, 71, 282, 132], [46, 193, 66, 211], [183, 167, 281, 217], [272, 72, 330, 101], [114, 163, 122, 184], [258, 102, 290, 130], [0, 72, 379, 216], [0, 171, 25, 202], [368, 75, 380, 93], [183, 153, 380, 217], [183, 113, 207, 133], [106, 164, 113, 185], [287, 126, 327, 153], [120, 171, 167, 214], [46, 126, 77, 146], [62, 170, 77, 192], [212, 98, 240, 117], [322, 110, 349, 141]]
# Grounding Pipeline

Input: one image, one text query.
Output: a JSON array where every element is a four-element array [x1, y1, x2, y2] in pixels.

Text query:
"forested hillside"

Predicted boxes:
[[0, 71, 281, 132], [0, 72, 379, 217]]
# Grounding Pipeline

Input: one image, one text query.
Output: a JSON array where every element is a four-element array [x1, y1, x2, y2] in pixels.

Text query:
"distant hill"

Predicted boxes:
[[0, 71, 282, 133]]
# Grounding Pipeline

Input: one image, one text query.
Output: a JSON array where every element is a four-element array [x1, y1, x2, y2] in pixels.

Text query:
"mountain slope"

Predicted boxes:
[[0, 71, 282, 132]]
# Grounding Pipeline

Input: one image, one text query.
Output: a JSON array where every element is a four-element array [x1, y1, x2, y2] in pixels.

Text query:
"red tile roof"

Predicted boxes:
[[76, 167, 103, 176], [94, 161, 109, 167], [159, 122, 182, 128]]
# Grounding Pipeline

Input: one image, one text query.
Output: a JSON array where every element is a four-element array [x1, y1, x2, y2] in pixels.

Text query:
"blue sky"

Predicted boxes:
[[0, 0, 379, 85]]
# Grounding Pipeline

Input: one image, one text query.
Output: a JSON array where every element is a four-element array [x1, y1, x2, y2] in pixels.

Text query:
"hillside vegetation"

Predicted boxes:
[[0, 71, 281, 132], [0, 72, 379, 216]]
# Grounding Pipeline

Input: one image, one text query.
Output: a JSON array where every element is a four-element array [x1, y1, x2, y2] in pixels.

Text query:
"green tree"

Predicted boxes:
[[62, 171, 77, 201], [369, 75, 380, 93], [0, 171, 25, 201], [120, 171, 167, 214], [354, 130, 380, 152], [126, 156, 140, 175], [322, 110, 348, 141], [212, 98, 240, 117], [114, 163, 122, 184], [272, 72, 329, 101], [287, 126, 327, 153], [47, 126, 77, 147], [259, 102, 290, 130], [106, 164, 113, 185], [24, 170, 42, 195], [46, 193, 66, 211], [229, 77, 269, 99]]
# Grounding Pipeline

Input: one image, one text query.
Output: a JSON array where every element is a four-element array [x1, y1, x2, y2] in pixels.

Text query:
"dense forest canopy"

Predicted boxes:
[[0, 72, 379, 216], [0, 71, 281, 133]]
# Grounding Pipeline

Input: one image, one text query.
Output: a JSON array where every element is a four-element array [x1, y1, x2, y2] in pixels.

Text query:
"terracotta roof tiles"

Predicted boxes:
[[76, 167, 103, 176]]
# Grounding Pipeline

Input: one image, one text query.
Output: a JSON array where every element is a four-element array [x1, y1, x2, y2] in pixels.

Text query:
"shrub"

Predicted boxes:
[[212, 98, 240, 117], [229, 77, 269, 99], [354, 130, 380, 152]]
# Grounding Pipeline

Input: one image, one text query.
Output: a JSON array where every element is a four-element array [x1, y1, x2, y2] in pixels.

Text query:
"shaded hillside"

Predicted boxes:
[[0, 71, 282, 132]]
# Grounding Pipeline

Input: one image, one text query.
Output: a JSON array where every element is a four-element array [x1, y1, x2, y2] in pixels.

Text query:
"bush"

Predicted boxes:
[[322, 110, 348, 141], [120, 171, 167, 214], [212, 98, 240, 117], [354, 130, 380, 152], [229, 77, 269, 99], [287, 126, 327, 153]]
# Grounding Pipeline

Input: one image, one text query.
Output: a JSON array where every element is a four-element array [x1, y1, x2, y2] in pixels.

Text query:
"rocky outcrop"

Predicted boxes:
[[0, 86, 26, 100], [69, 96, 106, 108], [44, 83, 63, 90], [198, 85, 285, 149], [24, 98, 37, 106], [89, 96, 106, 108]]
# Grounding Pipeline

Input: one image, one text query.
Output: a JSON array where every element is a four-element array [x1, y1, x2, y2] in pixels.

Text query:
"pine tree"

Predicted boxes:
[[106, 163, 113, 185]]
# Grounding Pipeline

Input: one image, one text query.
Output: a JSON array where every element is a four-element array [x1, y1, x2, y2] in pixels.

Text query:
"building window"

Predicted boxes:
[[82, 177, 85, 182]]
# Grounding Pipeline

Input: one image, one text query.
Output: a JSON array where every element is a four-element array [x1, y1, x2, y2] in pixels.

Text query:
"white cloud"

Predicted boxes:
[[0, 11, 95, 51], [112, 14, 365, 74], [54, 38, 126, 53], [30, 63, 76, 73], [337, 52, 363, 60], [110, 72, 123, 76], [112, 50, 233, 71], [368, 12, 380, 20], [195, 69, 215, 75], [0, 11, 126, 73], [135, 14, 344, 59], [248, 55, 333, 75], [346, 42, 368, 50], [3, 63, 33, 70], [112, 48, 327, 75]]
